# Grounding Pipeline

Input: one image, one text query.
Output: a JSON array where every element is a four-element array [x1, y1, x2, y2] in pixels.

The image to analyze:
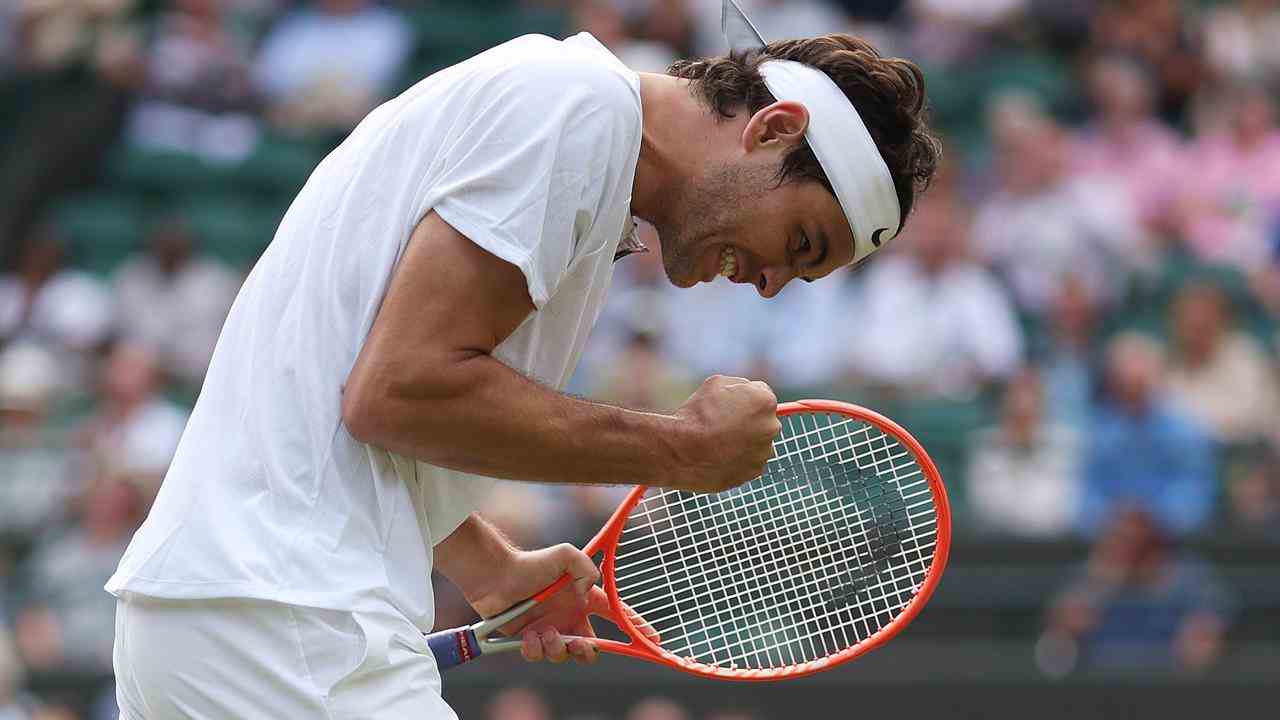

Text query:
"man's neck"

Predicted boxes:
[[632, 73, 723, 227]]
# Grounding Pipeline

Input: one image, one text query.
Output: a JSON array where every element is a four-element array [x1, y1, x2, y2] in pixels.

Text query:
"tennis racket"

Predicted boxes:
[[425, 399, 951, 681]]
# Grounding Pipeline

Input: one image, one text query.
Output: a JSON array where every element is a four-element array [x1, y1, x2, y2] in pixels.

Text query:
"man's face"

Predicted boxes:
[[652, 151, 856, 299]]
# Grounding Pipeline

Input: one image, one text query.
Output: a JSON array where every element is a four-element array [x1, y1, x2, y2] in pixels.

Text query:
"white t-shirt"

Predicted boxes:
[[107, 33, 643, 634]]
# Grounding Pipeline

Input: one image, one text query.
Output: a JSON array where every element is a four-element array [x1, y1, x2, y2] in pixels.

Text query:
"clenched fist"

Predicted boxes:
[[668, 375, 781, 493]]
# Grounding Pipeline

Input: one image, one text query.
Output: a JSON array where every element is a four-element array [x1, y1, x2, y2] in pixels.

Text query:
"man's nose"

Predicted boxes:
[[757, 265, 794, 299]]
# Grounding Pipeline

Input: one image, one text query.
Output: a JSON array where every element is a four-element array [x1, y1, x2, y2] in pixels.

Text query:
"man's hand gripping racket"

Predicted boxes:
[[426, 380, 951, 681]]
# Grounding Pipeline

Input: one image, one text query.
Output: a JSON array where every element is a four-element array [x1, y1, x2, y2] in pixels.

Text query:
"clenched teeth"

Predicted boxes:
[[719, 247, 737, 278]]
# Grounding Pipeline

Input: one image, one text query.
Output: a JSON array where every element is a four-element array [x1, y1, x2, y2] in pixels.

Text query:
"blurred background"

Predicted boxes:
[[1, 0, 1279, 718]]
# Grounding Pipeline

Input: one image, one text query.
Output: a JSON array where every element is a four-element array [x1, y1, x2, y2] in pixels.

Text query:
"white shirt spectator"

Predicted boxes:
[[847, 252, 1023, 398], [113, 253, 240, 386], [967, 423, 1081, 537], [1203, 1, 1280, 85], [113, 399, 189, 477], [1167, 332, 1280, 445], [252, 1, 412, 105], [974, 175, 1148, 313], [0, 271, 114, 353]]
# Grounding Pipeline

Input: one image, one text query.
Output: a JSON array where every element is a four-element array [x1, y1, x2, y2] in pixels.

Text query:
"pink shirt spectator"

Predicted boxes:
[[1072, 120, 1185, 231], [1178, 130, 1280, 267]]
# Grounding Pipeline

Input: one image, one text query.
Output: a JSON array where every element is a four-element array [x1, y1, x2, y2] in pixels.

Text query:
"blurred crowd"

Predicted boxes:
[[3, 0, 1279, 717]]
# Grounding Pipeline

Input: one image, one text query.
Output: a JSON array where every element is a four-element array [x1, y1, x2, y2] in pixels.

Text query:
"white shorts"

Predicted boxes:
[[112, 594, 457, 720]]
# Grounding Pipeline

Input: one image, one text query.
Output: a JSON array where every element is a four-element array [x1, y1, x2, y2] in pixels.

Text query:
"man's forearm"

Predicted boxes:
[[343, 351, 685, 487], [433, 513, 516, 604]]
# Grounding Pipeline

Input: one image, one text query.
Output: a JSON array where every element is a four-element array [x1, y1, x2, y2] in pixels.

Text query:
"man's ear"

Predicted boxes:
[[741, 100, 810, 153]]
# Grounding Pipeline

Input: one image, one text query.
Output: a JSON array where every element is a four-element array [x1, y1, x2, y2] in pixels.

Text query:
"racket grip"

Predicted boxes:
[[425, 628, 483, 671]]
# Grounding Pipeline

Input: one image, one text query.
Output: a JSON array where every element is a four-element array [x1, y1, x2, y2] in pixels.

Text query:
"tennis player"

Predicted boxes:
[[107, 2, 939, 717]]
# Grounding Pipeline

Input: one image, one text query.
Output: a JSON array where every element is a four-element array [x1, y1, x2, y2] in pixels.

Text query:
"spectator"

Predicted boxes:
[[1254, 221, 1280, 319], [967, 368, 1081, 537], [251, 0, 412, 135], [122, 0, 261, 163], [1040, 508, 1232, 676], [14, 470, 145, 673], [1079, 333, 1215, 537], [0, 226, 114, 362], [113, 217, 240, 389], [903, 0, 1028, 66], [7, 0, 136, 74], [595, 329, 696, 412], [1176, 84, 1280, 269], [0, 629, 72, 720], [0, 629, 33, 720], [1037, 274, 1099, 430], [0, 0, 137, 248], [0, 343, 74, 541], [485, 686, 552, 720], [1088, 0, 1205, 122], [973, 93, 1151, 315], [626, 696, 691, 720], [76, 342, 188, 498], [1202, 0, 1280, 88], [635, 0, 696, 58], [1223, 447, 1280, 540], [1165, 280, 1280, 446], [1071, 54, 1185, 237], [848, 192, 1023, 399]]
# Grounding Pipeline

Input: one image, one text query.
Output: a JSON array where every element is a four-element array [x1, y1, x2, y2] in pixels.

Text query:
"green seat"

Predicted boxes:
[[178, 194, 285, 270], [52, 191, 148, 275], [399, 7, 568, 90], [105, 144, 221, 198], [405, 5, 568, 74], [227, 134, 324, 198]]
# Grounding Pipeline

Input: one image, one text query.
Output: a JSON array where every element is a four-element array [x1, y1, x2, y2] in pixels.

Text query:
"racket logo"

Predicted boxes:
[[455, 631, 474, 662], [824, 583, 863, 609]]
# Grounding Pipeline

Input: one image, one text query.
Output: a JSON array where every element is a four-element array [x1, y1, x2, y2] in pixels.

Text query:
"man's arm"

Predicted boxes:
[[434, 514, 607, 664], [341, 212, 778, 492]]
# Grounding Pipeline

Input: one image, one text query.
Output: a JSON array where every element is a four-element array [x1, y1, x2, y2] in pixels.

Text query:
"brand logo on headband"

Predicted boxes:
[[871, 228, 889, 248]]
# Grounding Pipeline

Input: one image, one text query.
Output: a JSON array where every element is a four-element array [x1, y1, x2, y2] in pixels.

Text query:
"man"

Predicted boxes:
[[107, 2, 939, 717]]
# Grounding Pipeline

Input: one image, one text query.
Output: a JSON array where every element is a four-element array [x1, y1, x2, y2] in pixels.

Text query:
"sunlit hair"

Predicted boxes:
[[669, 35, 942, 224]]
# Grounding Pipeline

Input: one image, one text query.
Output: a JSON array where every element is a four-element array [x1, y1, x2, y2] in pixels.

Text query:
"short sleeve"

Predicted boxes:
[[423, 59, 639, 308], [420, 467, 498, 547]]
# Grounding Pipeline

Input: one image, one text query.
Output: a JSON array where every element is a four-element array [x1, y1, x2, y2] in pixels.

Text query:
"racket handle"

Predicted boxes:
[[425, 628, 483, 671]]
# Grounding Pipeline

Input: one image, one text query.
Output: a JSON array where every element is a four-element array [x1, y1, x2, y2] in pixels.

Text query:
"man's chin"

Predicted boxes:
[[665, 268, 700, 289]]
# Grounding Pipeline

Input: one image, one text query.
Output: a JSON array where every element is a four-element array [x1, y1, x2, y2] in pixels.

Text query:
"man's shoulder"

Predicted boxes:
[[491, 34, 640, 116]]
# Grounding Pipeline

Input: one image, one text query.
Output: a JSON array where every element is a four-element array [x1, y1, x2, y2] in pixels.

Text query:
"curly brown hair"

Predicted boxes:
[[669, 35, 941, 229]]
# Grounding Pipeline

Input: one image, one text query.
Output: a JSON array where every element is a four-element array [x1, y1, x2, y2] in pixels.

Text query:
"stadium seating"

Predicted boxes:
[[52, 191, 148, 275]]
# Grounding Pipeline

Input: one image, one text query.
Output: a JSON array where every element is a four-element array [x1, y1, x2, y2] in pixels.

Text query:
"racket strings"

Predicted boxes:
[[611, 412, 939, 671], [624, 443, 930, 668]]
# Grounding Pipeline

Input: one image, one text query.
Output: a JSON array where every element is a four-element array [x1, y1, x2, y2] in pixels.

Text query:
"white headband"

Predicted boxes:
[[723, 0, 901, 263]]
